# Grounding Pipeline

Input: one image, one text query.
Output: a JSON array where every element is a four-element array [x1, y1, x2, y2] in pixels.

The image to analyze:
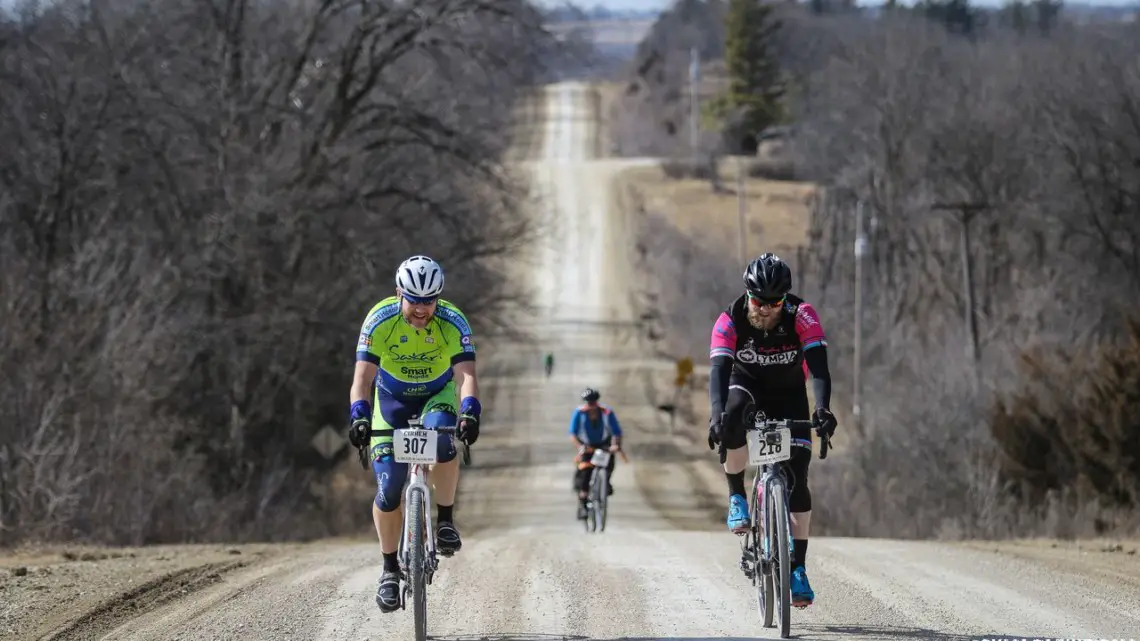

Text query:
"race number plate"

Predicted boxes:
[[746, 427, 792, 465], [590, 449, 612, 467], [394, 429, 438, 464]]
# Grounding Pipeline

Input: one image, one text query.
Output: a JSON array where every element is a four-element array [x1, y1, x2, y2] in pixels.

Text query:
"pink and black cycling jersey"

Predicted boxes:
[[709, 293, 828, 389]]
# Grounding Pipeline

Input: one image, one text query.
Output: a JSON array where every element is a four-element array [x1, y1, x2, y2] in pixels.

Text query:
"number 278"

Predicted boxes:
[[756, 440, 783, 455]]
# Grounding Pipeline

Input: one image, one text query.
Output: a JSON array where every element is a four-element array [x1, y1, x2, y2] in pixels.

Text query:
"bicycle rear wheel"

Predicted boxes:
[[770, 477, 791, 639], [408, 487, 428, 641]]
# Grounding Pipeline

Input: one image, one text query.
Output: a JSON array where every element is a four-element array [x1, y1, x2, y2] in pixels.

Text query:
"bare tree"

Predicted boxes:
[[0, 0, 560, 545]]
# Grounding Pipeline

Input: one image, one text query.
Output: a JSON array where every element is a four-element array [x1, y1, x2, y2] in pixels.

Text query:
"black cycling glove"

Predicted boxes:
[[707, 414, 724, 451], [813, 407, 837, 436]]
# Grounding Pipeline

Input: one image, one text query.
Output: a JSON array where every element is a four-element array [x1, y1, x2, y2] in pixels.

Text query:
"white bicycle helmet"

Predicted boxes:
[[395, 255, 445, 298]]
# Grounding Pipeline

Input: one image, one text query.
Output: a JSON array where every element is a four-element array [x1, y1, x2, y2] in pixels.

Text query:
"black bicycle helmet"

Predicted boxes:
[[580, 387, 601, 403], [743, 253, 792, 301]]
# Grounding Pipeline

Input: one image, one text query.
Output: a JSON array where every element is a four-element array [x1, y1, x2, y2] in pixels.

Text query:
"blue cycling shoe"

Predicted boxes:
[[791, 566, 815, 607], [727, 494, 750, 533]]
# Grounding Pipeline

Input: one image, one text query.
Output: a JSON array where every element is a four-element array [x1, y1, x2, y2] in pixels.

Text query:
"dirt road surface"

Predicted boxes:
[[5, 81, 1140, 641]]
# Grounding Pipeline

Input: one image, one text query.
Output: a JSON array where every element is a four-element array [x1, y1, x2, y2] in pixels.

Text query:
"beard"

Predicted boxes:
[[747, 306, 779, 330]]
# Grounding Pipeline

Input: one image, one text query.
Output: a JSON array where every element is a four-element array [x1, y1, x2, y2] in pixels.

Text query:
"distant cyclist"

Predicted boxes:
[[347, 255, 482, 613], [705, 253, 838, 608], [568, 387, 623, 520], [544, 352, 555, 377]]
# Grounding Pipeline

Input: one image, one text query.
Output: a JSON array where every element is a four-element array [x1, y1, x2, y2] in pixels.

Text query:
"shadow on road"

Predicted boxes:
[[795, 625, 974, 641], [432, 628, 978, 641], [431, 635, 767, 641]]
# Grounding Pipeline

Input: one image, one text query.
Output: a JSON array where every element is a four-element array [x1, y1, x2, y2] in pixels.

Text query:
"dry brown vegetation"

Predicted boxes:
[[0, 0, 565, 547], [614, 2, 1140, 540], [618, 163, 815, 357]]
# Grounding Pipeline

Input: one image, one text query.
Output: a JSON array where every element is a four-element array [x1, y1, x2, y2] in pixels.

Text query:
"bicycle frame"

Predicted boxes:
[[396, 418, 458, 591]]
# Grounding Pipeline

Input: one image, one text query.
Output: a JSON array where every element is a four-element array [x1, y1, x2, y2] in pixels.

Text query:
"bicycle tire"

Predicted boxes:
[[771, 476, 791, 639], [408, 487, 428, 641], [596, 468, 608, 532], [585, 469, 598, 532], [754, 476, 774, 628]]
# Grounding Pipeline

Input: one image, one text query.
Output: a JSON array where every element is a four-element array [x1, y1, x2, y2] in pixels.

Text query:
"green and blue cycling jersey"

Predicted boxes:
[[355, 296, 476, 399]]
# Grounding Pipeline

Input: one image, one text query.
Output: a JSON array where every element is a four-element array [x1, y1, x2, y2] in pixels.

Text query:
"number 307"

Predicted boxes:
[[404, 437, 428, 454]]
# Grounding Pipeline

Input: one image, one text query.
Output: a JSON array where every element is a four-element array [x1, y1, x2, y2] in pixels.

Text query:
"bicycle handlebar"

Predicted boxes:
[[366, 424, 457, 436], [716, 414, 831, 461], [748, 418, 830, 460]]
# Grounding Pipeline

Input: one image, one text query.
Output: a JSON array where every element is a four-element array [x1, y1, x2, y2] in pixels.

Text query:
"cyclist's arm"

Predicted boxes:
[[352, 306, 387, 410], [708, 312, 736, 418], [607, 410, 623, 447], [796, 303, 831, 410], [454, 359, 479, 409], [439, 301, 481, 419], [351, 361, 378, 405], [567, 411, 583, 445]]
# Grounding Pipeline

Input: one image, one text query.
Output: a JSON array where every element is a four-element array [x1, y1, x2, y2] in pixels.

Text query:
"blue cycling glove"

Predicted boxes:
[[458, 397, 482, 445], [348, 400, 371, 449]]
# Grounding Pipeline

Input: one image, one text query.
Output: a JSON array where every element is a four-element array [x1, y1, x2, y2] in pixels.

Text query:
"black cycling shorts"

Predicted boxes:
[[721, 375, 813, 513]]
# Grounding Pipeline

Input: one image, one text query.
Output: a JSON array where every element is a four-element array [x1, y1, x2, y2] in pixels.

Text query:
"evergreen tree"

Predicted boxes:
[[721, 0, 785, 138]]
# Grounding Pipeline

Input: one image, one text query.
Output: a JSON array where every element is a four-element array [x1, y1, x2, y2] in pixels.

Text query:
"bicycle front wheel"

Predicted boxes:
[[770, 477, 791, 639], [408, 487, 428, 641], [595, 468, 609, 532], [753, 477, 774, 628]]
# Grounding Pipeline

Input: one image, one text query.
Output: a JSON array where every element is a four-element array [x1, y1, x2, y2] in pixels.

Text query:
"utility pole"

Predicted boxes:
[[853, 199, 867, 437], [932, 201, 988, 387], [689, 46, 700, 164], [737, 156, 748, 266]]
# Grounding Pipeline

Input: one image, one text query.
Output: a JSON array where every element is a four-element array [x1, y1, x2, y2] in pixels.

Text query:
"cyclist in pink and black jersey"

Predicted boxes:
[[706, 253, 838, 608]]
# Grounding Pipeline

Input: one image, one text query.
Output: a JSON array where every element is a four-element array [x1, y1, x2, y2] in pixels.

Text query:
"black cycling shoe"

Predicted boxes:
[[376, 570, 401, 613], [436, 521, 462, 556]]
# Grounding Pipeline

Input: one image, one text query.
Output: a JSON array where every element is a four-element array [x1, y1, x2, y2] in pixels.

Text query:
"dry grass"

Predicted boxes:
[[617, 160, 817, 260]]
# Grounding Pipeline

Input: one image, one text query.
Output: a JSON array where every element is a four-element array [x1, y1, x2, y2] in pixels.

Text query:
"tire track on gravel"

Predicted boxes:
[[40, 561, 249, 641]]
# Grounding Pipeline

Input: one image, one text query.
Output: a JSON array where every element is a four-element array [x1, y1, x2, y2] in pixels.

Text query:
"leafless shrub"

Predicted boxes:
[[789, 12, 1140, 539], [0, 0, 558, 546]]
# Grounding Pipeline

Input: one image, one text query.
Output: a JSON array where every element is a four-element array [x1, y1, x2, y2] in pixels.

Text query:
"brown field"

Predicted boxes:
[[616, 161, 818, 261]]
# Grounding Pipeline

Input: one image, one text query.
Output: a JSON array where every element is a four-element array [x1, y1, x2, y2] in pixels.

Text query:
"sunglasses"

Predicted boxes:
[[402, 293, 438, 306], [747, 292, 785, 309]]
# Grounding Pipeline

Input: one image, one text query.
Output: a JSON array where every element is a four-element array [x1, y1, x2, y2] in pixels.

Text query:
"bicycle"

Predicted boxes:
[[578, 445, 628, 533], [359, 415, 462, 641], [730, 413, 830, 640], [460, 439, 472, 467]]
